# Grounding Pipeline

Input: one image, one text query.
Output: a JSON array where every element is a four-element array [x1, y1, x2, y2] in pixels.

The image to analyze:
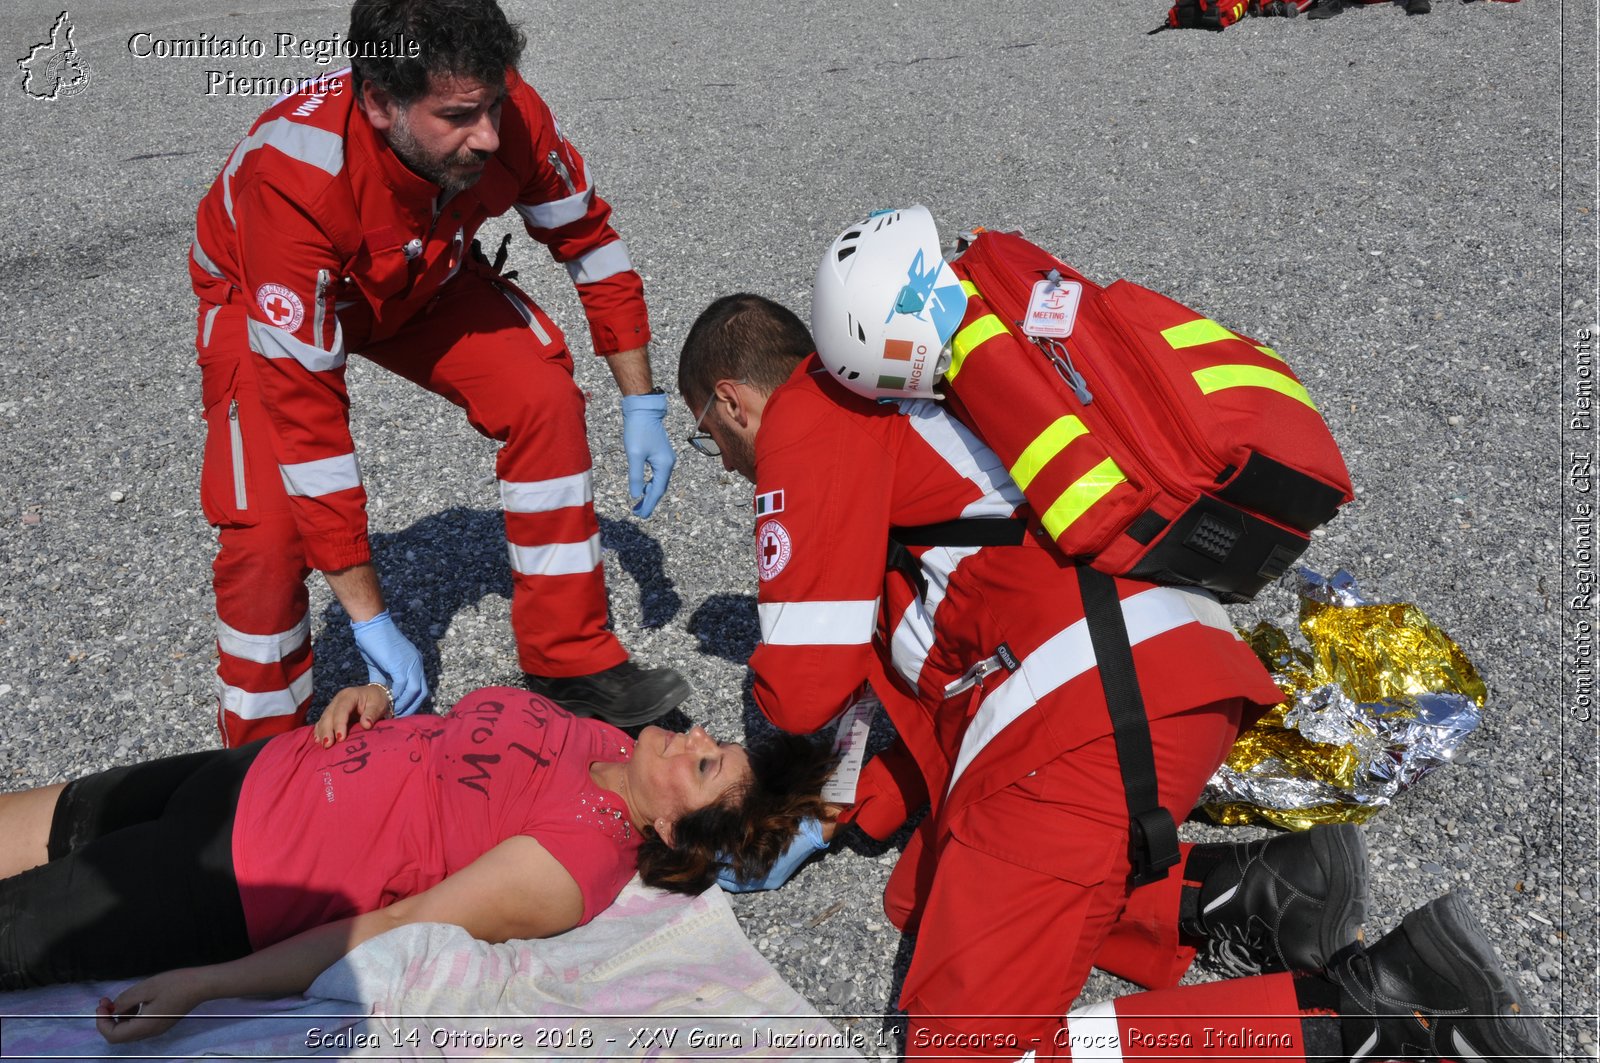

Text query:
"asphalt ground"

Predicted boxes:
[[0, 0, 1594, 1057]]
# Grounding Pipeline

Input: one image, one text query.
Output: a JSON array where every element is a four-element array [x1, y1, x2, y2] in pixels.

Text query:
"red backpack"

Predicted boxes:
[[939, 228, 1354, 603], [1156, 0, 1313, 31]]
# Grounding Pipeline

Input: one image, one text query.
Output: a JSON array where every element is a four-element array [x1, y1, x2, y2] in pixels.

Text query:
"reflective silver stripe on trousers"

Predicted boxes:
[[515, 185, 594, 229], [279, 452, 361, 497], [217, 668, 315, 720], [222, 118, 346, 221], [507, 534, 601, 576], [564, 239, 633, 284], [247, 317, 347, 372], [216, 615, 310, 665], [501, 471, 592, 513], [191, 235, 225, 279], [201, 305, 221, 348], [1063, 1000, 1124, 1061], [758, 599, 878, 647], [492, 283, 552, 345], [948, 587, 1235, 791]]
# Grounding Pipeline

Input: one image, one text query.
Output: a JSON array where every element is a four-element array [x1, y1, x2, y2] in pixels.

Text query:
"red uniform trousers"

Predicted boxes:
[[200, 268, 625, 746], [898, 699, 1315, 1060]]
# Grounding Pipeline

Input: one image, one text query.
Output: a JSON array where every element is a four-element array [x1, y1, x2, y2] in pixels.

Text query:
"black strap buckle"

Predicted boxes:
[[1128, 807, 1181, 887]]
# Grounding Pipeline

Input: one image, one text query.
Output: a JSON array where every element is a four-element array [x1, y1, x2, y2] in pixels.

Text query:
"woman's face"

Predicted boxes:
[[625, 724, 752, 841]]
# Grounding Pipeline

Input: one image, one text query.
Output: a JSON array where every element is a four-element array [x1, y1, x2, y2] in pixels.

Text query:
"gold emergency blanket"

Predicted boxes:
[[1199, 568, 1486, 830]]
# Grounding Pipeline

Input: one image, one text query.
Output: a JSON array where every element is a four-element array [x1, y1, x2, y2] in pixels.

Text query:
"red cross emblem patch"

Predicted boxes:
[[255, 283, 305, 332], [756, 519, 792, 582]]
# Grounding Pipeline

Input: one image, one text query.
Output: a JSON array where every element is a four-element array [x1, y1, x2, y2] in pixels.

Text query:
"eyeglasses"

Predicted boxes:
[[687, 390, 721, 457]]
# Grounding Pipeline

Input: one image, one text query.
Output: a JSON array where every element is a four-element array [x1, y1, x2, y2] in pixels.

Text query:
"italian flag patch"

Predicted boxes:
[[754, 489, 785, 517]]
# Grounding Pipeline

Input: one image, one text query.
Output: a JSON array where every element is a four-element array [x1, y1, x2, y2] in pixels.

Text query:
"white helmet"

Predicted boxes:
[[812, 205, 969, 401]]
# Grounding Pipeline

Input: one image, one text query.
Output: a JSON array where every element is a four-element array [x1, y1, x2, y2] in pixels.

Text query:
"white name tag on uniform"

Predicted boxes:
[[821, 689, 879, 805], [1022, 278, 1082, 339]]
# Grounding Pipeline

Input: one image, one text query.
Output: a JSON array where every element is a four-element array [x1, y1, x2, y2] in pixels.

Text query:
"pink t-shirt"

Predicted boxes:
[[231, 688, 638, 949]]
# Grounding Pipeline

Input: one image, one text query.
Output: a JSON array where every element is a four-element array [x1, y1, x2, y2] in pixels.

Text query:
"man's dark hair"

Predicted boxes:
[[348, 0, 527, 105], [635, 731, 838, 895], [677, 293, 814, 405]]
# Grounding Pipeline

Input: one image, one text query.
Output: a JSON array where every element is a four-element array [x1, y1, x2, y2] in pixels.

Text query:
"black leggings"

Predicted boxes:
[[0, 741, 264, 988]]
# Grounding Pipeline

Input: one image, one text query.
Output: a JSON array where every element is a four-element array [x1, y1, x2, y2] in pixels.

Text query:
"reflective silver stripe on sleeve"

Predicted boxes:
[[1063, 1001, 1125, 1062], [500, 471, 592, 514], [216, 615, 310, 665], [201, 305, 221, 349], [191, 235, 225, 279], [564, 239, 633, 284], [888, 544, 980, 688], [217, 669, 315, 721], [507, 534, 601, 576], [515, 186, 594, 230], [279, 453, 361, 498], [222, 118, 346, 221], [247, 317, 347, 373], [897, 398, 1026, 514], [947, 587, 1236, 791], [757, 599, 878, 647]]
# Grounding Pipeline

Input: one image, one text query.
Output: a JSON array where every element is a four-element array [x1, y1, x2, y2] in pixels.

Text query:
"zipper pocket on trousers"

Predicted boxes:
[[228, 400, 248, 511]]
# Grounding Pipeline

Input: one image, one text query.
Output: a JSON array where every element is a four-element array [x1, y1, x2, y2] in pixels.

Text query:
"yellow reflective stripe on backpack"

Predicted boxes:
[[1161, 317, 1237, 350], [960, 280, 979, 297], [1010, 415, 1089, 491], [1039, 457, 1126, 541], [1192, 365, 1317, 410], [947, 314, 1008, 381]]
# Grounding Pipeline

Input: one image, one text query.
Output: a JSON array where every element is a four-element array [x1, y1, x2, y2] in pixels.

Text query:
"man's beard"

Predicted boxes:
[[387, 110, 490, 195]]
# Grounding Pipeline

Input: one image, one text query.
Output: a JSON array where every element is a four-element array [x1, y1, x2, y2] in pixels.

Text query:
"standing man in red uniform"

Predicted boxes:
[[190, 0, 689, 746], [674, 210, 1551, 1060]]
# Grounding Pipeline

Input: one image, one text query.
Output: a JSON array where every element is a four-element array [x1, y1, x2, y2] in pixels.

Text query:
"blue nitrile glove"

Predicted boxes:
[[717, 816, 828, 893], [350, 610, 428, 716], [620, 391, 676, 518]]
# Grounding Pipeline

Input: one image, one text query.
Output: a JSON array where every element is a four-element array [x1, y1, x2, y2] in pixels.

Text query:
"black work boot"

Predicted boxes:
[[1405, 0, 1431, 13], [526, 659, 690, 727], [1307, 0, 1347, 17], [1328, 891, 1556, 1061], [1179, 823, 1368, 975]]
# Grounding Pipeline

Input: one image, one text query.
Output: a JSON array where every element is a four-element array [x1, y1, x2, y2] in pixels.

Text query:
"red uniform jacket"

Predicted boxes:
[[748, 357, 1281, 842], [190, 69, 648, 571]]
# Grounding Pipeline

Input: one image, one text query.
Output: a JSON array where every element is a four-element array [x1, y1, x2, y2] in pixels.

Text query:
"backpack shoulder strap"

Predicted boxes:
[[1075, 565, 1180, 886]]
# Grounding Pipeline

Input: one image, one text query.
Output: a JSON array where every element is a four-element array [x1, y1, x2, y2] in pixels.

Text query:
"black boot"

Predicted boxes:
[[526, 659, 690, 727], [1307, 0, 1347, 17], [1328, 891, 1556, 1062], [1179, 824, 1368, 975], [1405, 0, 1431, 13]]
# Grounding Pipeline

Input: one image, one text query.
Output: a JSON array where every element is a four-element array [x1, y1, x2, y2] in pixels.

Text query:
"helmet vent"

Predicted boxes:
[[836, 245, 857, 262]]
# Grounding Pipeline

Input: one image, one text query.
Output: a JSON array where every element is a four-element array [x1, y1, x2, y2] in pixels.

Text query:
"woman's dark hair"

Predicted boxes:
[[348, 0, 527, 105], [636, 731, 838, 895], [677, 293, 815, 408]]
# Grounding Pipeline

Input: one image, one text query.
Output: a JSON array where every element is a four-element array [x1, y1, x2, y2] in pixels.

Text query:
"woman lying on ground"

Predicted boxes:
[[0, 685, 833, 1044]]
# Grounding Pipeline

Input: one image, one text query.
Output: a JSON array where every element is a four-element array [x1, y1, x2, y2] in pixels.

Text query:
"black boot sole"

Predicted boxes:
[[1383, 892, 1557, 1062]]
